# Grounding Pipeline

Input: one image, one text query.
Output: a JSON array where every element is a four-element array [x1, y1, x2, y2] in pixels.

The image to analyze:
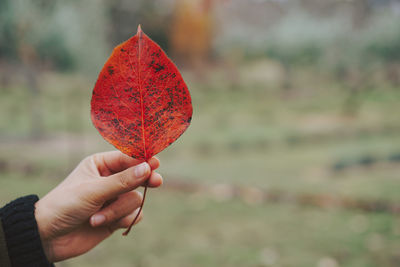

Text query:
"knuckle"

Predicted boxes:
[[89, 153, 104, 168], [131, 191, 143, 203], [90, 153, 102, 162], [104, 207, 118, 222], [119, 173, 133, 189]]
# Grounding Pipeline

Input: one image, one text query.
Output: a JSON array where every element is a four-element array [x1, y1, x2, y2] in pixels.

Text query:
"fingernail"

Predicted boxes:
[[91, 214, 106, 226], [135, 162, 149, 177]]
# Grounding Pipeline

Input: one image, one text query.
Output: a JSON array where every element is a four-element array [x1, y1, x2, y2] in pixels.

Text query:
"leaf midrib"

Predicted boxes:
[[138, 31, 147, 160]]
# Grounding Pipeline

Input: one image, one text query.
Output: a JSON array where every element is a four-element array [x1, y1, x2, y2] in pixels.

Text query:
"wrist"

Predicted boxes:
[[35, 200, 54, 262]]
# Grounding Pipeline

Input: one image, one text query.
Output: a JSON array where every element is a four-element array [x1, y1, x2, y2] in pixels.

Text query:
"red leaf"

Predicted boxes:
[[91, 25, 192, 161]]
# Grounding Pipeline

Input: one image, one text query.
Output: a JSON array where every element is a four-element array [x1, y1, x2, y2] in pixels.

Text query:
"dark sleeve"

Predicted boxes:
[[0, 219, 12, 267], [0, 195, 54, 267]]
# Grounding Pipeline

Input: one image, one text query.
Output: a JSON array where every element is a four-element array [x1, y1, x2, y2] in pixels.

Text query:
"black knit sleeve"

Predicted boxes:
[[0, 195, 54, 267]]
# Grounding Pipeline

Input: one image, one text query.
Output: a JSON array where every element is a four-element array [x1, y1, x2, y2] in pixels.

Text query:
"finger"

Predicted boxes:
[[90, 191, 142, 227], [147, 172, 163, 188], [148, 157, 160, 170], [92, 151, 141, 176], [92, 151, 160, 176], [109, 208, 143, 231], [93, 162, 151, 201]]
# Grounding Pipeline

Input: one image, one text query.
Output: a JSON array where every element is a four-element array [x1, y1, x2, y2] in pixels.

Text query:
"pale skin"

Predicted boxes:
[[34, 151, 163, 262]]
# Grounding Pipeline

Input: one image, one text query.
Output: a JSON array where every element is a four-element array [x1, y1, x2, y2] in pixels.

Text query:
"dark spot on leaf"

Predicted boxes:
[[108, 65, 114, 75], [112, 119, 119, 126], [154, 64, 165, 73]]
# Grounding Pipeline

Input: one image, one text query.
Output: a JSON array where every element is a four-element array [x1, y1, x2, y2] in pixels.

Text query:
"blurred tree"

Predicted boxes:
[[266, 42, 322, 90], [0, 0, 108, 137], [169, 0, 214, 67], [106, 0, 171, 52], [300, 0, 341, 17], [299, 0, 372, 29], [0, 0, 49, 138], [351, 0, 371, 29], [0, 0, 74, 71], [363, 23, 400, 85]]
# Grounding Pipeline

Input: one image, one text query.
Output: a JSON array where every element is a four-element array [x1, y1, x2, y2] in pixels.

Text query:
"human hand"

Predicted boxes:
[[34, 151, 162, 262]]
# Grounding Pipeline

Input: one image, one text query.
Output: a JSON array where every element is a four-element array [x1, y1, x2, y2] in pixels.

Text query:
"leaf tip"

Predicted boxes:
[[137, 24, 143, 38]]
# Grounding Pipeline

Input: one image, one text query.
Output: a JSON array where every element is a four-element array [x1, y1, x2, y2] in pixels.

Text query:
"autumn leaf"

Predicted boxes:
[[91, 25, 192, 161], [90, 25, 192, 235]]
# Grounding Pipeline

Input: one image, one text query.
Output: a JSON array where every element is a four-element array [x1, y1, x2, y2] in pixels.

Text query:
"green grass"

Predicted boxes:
[[1, 173, 399, 267], [0, 63, 400, 266]]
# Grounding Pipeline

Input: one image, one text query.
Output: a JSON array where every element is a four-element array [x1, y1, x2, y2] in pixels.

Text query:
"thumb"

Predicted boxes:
[[93, 162, 151, 202]]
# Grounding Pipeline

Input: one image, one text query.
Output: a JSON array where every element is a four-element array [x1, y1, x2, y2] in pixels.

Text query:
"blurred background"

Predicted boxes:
[[1, 0, 400, 266]]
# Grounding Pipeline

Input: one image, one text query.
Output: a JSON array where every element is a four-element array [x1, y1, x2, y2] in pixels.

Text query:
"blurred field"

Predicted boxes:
[[1, 63, 400, 266]]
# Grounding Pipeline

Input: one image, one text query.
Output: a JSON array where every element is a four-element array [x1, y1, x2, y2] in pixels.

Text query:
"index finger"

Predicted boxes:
[[92, 151, 160, 176]]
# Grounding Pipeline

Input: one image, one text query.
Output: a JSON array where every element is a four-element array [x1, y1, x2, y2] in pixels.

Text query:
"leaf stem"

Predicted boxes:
[[122, 180, 149, 236]]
